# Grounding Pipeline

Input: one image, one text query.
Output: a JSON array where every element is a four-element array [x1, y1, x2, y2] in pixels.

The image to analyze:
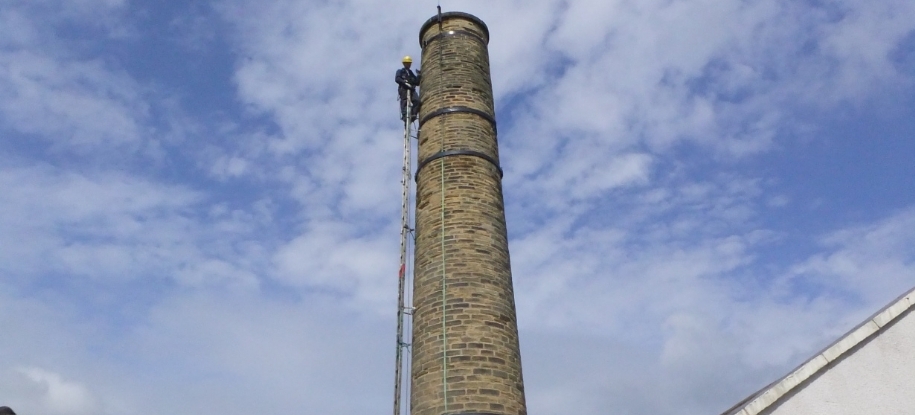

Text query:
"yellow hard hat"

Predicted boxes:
[[402, 55, 413, 63]]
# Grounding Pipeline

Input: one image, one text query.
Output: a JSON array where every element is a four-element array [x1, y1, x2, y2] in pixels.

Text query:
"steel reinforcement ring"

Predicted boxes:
[[415, 149, 503, 182]]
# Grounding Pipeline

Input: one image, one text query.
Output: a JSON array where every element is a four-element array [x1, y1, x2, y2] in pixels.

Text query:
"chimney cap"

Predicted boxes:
[[419, 11, 489, 47]]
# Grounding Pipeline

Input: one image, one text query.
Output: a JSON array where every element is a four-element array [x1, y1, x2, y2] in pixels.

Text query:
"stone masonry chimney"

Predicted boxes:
[[411, 11, 528, 415]]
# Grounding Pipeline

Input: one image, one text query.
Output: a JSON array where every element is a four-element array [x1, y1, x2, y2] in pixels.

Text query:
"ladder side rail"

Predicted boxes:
[[393, 94, 414, 415]]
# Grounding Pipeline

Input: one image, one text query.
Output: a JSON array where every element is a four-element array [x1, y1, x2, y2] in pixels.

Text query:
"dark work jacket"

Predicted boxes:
[[395, 68, 420, 89]]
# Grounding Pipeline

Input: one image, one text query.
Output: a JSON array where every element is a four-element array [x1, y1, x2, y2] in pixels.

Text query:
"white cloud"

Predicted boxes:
[[507, 157, 915, 414], [17, 367, 100, 415], [0, 50, 147, 149], [272, 220, 397, 311], [788, 208, 915, 304], [0, 0, 158, 162], [0, 165, 267, 290], [490, 0, 915, 212]]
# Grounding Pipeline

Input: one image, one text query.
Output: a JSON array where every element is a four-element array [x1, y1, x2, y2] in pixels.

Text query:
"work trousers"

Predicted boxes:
[[399, 87, 421, 119]]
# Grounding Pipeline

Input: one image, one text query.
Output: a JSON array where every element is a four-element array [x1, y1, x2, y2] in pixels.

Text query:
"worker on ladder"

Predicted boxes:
[[396, 55, 421, 122]]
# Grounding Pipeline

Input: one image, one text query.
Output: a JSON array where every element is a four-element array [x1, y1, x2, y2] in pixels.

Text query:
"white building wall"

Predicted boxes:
[[764, 310, 915, 415]]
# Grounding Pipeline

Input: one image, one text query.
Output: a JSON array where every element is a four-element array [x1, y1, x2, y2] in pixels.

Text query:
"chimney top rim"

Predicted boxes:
[[418, 11, 489, 47]]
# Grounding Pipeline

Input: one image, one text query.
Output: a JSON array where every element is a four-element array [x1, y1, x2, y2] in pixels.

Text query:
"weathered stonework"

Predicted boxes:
[[411, 12, 527, 415]]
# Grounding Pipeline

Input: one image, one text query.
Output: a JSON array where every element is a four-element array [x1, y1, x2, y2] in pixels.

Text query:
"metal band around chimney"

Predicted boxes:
[[419, 106, 497, 132], [415, 149, 503, 182], [422, 29, 488, 48]]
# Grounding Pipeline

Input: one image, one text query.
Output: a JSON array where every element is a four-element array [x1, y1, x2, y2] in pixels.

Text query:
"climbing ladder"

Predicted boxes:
[[393, 95, 416, 415]]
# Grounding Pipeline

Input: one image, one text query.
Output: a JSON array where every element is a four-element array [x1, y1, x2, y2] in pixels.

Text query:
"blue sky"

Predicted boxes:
[[1, 0, 914, 414]]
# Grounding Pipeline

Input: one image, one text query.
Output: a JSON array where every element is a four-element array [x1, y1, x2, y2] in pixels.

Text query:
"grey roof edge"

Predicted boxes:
[[719, 285, 915, 415]]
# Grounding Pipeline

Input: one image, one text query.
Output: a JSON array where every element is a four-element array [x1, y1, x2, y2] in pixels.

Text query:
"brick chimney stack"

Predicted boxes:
[[411, 11, 528, 415]]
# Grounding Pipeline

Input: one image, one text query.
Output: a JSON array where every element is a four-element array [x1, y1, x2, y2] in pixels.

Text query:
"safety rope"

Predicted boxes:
[[435, 5, 449, 414], [404, 103, 416, 415]]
